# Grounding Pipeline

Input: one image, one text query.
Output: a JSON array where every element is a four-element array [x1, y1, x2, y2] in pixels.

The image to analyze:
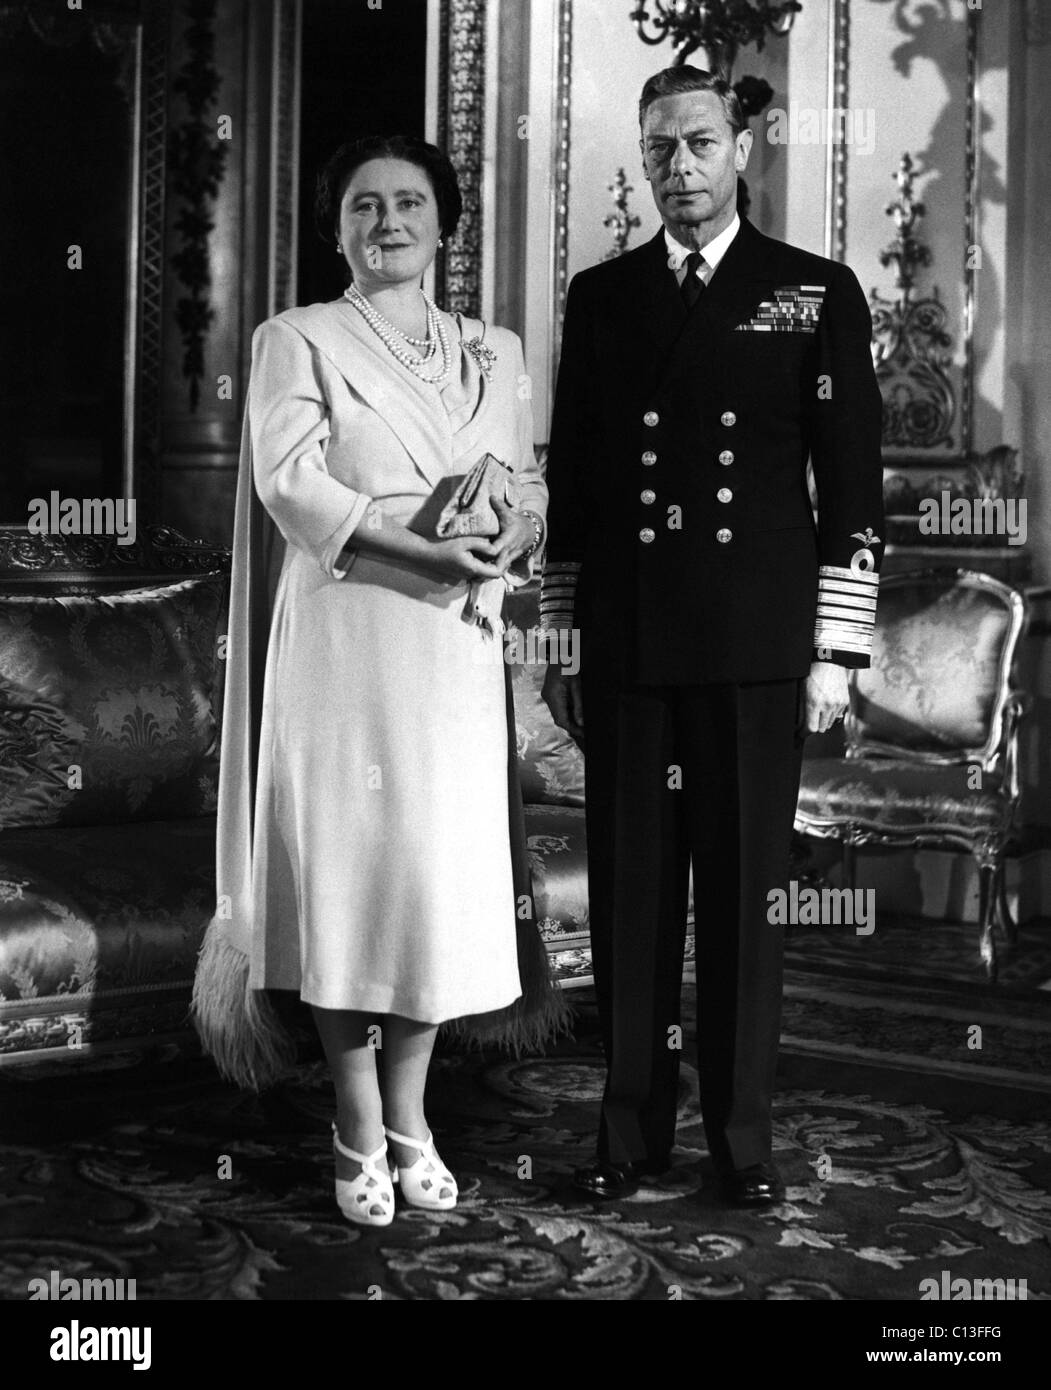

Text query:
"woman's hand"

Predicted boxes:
[[490, 496, 537, 570], [424, 535, 507, 584]]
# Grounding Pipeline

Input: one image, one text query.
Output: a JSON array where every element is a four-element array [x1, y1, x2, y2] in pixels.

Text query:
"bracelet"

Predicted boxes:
[[520, 510, 544, 558]]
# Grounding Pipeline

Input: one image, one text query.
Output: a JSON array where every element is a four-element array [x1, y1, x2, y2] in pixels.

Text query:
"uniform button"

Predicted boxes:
[[640, 489, 656, 505], [641, 450, 657, 466], [719, 450, 734, 465], [639, 527, 656, 543], [716, 527, 733, 543], [720, 411, 737, 426], [717, 487, 733, 503], [643, 410, 659, 427]]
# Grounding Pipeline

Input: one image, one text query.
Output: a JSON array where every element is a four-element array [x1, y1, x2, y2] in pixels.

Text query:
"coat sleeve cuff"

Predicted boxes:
[[328, 494, 375, 579], [813, 564, 879, 663], [539, 560, 581, 632]]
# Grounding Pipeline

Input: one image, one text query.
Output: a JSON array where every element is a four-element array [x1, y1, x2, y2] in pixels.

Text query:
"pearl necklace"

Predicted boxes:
[[344, 284, 451, 385]]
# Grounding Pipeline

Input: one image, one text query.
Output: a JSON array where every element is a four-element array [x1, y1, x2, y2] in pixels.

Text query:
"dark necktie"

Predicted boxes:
[[680, 251, 706, 311]]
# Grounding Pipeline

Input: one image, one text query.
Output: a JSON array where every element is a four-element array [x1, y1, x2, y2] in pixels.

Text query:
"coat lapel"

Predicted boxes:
[[625, 219, 779, 384], [684, 216, 779, 338], [650, 217, 781, 396], [286, 301, 454, 490]]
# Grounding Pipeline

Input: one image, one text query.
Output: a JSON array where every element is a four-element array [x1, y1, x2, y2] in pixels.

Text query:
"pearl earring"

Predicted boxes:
[[437, 237, 444, 249], [336, 241, 343, 253]]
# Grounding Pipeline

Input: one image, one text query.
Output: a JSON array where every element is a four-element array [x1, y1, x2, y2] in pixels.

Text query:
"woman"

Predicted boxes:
[[193, 135, 552, 1227]]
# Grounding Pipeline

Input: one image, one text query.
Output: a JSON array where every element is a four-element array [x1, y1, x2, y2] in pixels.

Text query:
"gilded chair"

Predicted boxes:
[[794, 569, 1029, 979]]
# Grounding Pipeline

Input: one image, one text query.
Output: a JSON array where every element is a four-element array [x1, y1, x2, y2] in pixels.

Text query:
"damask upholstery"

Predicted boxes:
[[0, 575, 226, 830], [506, 582, 585, 809], [0, 818, 216, 1056], [0, 529, 231, 1064], [853, 579, 1014, 756], [525, 804, 589, 945]]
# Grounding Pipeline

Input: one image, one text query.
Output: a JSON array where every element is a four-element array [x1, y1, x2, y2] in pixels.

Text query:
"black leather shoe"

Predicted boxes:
[[718, 1162, 785, 1208], [572, 1153, 672, 1200]]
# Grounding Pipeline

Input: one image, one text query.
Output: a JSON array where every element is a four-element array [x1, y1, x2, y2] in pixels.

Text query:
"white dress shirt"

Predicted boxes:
[[664, 213, 740, 291]]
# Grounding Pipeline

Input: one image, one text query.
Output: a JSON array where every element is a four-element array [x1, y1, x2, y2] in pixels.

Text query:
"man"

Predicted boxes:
[[540, 66, 884, 1207]]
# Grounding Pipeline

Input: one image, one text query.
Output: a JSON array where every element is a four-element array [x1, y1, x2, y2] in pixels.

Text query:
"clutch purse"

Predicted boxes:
[[436, 453, 514, 539], [436, 453, 520, 637]]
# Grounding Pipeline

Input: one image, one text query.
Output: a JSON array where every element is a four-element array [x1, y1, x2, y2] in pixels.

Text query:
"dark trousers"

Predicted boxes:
[[581, 674, 807, 1172]]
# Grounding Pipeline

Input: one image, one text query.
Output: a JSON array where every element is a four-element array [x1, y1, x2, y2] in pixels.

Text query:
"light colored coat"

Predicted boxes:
[[192, 300, 547, 1090]]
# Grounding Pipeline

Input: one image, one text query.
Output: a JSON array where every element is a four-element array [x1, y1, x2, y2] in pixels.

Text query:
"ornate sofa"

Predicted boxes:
[[0, 526, 230, 1066]]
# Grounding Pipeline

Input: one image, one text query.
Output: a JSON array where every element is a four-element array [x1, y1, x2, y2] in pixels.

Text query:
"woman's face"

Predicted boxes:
[[338, 157, 441, 290]]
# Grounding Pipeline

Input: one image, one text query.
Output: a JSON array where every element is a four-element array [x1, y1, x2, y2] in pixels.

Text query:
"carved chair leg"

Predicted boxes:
[[976, 857, 998, 981], [995, 866, 1018, 945]]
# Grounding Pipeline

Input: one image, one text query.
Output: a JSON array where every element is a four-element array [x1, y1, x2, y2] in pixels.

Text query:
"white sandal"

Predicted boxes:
[[384, 1127, 458, 1211], [332, 1124, 395, 1227]]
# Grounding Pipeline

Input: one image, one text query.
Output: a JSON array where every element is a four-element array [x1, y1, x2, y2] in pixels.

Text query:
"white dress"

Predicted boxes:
[[242, 299, 547, 1021]]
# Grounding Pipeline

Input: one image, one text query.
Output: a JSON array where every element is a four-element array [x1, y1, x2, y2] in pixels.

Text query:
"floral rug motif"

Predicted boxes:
[[1, 989, 1049, 1301]]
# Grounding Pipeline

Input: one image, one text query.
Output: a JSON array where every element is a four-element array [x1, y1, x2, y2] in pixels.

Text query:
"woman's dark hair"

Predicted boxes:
[[313, 134, 463, 245]]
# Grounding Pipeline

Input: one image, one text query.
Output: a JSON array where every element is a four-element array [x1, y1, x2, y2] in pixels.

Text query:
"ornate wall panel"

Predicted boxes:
[[435, 0, 485, 316], [844, 0, 983, 466], [269, 0, 300, 317]]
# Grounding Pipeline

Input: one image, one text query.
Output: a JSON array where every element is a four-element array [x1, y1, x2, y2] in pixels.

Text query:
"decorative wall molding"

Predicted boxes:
[[269, 0, 300, 316], [167, 0, 227, 413], [960, 3, 979, 459], [823, 0, 849, 262], [435, 0, 485, 315], [136, 0, 172, 518], [550, 0, 573, 381]]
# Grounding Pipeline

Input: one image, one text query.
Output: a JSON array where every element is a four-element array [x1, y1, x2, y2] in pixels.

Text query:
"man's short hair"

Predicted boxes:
[[638, 66, 744, 137]]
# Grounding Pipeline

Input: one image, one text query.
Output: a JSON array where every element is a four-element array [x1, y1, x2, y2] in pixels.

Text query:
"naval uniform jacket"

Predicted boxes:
[[540, 216, 885, 685]]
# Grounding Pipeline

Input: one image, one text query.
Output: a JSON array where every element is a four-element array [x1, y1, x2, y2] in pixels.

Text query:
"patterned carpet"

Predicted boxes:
[[2, 951, 1050, 1301]]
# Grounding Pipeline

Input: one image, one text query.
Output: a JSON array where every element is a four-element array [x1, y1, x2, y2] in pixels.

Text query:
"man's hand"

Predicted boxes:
[[542, 664, 585, 747], [805, 660, 849, 734]]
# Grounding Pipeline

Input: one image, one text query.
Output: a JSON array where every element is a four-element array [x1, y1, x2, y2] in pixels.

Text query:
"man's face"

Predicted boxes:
[[640, 90, 752, 239]]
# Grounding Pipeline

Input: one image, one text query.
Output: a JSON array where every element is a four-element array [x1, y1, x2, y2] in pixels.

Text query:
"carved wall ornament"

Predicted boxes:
[[602, 170, 642, 261], [868, 154, 957, 454]]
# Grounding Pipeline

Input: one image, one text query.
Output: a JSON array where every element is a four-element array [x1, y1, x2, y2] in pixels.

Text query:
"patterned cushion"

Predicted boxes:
[[506, 582, 585, 808], [0, 817, 215, 1055], [525, 804, 589, 944], [797, 757, 1009, 839], [855, 581, 1012, 753], [0, 575, 227, 829], [526, 802, 695, 944]]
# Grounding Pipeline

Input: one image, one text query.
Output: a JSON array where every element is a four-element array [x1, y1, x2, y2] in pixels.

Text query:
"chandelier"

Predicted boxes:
[[629, 0, 802, 74]]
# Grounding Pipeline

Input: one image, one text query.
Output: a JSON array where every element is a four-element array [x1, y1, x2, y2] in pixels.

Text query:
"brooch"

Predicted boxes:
[[464, 336, 497, 382]]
